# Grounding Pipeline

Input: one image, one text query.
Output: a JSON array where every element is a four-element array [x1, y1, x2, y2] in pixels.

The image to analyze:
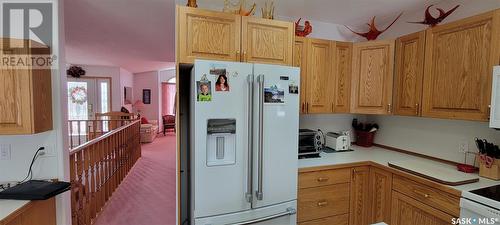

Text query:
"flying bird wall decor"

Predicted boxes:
[[344, 12, 403, 41], [408, 4, 460, 27]]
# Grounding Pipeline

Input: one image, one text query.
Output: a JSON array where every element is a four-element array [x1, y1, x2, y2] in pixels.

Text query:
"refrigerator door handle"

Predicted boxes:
[[256, 74, 264, 201], [228, 207, 296, 225], [245, 74, 254, 203]]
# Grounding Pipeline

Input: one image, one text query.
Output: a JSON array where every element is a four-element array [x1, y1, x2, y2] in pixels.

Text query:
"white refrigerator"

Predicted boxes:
[[190, 59, 299, 225]]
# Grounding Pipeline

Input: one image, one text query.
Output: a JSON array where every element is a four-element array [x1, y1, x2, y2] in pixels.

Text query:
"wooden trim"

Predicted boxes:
[[299, 161, 371, 173], [387, 163, 479, 186], [373, 143, 460, 166]]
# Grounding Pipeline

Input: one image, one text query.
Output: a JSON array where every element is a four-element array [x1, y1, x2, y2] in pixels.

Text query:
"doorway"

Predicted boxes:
[[67, 77, 111, 120]]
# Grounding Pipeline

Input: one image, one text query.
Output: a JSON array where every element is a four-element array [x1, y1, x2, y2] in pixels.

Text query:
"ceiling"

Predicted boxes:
[[65, 0, 445, 73], [64, 0, 176, 73]]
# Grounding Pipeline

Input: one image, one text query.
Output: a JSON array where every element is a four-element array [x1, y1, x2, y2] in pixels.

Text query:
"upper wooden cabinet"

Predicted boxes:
[[294, 38, 335, 114], [351, 40, 395, 114], [177, 6, 293, 65], [333, 41, 353, 113], [369, 167, 392, 225], [349, 166, 370, 225], [422, 10, 500, 121], [293, 37, 308, 113], [394, 31, 425, 116], [0, 39, 53, 135], [177, 6, 241, 63], [241, 17, 294, 65], [306, 39, 334, 113]]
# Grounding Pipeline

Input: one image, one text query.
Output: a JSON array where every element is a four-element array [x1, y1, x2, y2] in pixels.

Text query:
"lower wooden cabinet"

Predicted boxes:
[[298, 214, 349, 225], [391, 191, 454, 225], [0, 198, 56, 225], [298, 183, 350, 222], [369, 167, 393, 224], [350, 166, 371, 225], [299, 164, 460, 225]]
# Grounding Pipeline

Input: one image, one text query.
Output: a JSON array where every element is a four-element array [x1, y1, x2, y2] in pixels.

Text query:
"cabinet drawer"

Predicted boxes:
[[298, 168, 350, 188], [392, 175, 460, 216], [298, 214, 349, 225], [298, 183, 350, 222]]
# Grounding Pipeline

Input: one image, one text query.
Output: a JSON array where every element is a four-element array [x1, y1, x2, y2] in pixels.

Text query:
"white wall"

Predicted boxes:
[[133, 71, 160, 122], [300, 114, 366, 136], [369, 1, 500, 164], [120, 68, 134, 112], [379, 0, 500, 39]]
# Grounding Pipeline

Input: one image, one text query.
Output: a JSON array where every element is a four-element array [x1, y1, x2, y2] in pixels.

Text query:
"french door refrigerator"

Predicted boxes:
[[190, 60, 299, 225]]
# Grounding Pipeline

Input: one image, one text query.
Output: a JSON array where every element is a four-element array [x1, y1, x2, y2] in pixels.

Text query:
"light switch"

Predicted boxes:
[[0, 144, 11, 160]]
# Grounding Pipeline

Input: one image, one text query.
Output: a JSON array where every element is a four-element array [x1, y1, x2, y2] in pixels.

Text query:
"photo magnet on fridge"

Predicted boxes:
[[197, 74, 212, 102], [215, 74, 230, 92], [209, 63, 227, 76], [264, 85, 285, 104], [289, 82, 298, 94]]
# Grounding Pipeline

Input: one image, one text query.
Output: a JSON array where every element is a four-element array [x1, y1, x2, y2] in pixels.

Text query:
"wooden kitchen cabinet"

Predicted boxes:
[[298, 214, 349, 225], [293, 37, 308, 113], [351, 40, 395, 115], [305, 39, 334, 113], [394, 31, 425, 117], [177, 6, 241, 63], [241, 17, 294, 65], [369, 167, 392, 224], [391, 191, 454, 225], [332, 41, 353, 113], [0, 198, 56, 225], [422, 9, 500, 121], [298, 183, 350, 222], [350, 166, 371, 225], [0, 39, 52, 135]]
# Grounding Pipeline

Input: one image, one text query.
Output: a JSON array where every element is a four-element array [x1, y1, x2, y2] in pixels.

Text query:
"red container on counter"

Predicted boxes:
[[355, 131, 375, 147]]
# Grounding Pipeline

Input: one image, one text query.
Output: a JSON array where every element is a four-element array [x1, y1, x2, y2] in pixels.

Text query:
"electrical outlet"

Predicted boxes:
[[459, 141, 469, 153], [0, 144, 11, 160]]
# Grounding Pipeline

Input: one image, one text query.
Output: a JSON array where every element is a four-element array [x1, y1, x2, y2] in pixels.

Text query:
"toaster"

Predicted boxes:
[[325, 132, 351, 151]]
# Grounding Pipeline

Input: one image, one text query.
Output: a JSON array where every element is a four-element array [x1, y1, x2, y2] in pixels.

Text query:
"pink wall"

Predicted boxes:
[[133, 71, 160, 122]]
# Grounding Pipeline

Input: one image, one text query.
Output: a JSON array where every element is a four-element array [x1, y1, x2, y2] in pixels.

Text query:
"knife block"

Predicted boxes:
[[478, 157, 500, 180]]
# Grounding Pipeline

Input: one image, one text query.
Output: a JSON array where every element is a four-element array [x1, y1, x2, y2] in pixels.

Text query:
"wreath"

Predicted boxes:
[[69, 86, 87, 105]]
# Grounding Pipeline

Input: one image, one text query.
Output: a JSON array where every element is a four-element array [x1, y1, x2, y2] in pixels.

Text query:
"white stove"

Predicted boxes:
[[461, 185, 500, 224]]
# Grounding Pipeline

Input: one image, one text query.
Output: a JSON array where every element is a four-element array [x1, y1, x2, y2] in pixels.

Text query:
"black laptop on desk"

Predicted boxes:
[[0, 180, 71, 200]]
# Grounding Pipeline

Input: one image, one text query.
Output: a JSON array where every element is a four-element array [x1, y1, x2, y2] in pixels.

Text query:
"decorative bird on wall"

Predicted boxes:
[[344, 12, 403, 41], [295, 18, 312, 37], [408, 4, 460, 27]]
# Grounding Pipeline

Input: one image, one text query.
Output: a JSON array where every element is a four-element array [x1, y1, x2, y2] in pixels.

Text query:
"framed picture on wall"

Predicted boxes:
[[143, 89, 151, 104]]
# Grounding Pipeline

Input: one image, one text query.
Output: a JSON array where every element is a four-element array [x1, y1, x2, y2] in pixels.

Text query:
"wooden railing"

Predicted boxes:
[[69, 120, 141, 225], [68, 119, 135, 149]]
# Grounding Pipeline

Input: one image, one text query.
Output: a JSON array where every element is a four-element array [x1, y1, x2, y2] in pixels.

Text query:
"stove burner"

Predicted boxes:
[[470, 185, 500, 202]]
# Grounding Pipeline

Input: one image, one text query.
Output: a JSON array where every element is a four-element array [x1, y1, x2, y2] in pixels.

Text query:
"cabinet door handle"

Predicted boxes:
[[236, 50, 241, 61], [243, 51, 247, 62], [317, 201, 328, 207], [488, 105, 491, 120], [415, 103, 419, 116], [317, 177, 329, 182], [387, 104, 392, 114]]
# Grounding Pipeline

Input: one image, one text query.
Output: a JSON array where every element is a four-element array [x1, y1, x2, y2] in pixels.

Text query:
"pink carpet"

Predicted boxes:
[[93, 133, 177, 225]]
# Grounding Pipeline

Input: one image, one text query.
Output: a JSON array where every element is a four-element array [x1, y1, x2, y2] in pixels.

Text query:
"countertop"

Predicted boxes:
[[298, 145, 500, 193], [0, 200, 30, 221]]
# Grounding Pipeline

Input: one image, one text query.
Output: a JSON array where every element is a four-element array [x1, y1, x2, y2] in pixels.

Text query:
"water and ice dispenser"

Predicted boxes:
[[206, 119, 236, 166]]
